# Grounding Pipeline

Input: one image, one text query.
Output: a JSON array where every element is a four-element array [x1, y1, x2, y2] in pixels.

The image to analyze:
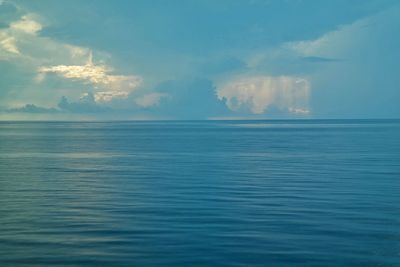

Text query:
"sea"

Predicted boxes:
[[0, 120, 399, 266]]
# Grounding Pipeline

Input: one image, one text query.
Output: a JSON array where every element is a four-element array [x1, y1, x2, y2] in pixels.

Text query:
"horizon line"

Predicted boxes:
[[1, 118, 400, 123]]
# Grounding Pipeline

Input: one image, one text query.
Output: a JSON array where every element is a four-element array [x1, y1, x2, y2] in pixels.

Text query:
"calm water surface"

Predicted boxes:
[[0, 120, 399, 266]]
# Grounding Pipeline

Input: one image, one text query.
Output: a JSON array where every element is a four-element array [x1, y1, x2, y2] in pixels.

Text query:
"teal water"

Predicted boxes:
[[0, 120, 399, 266]]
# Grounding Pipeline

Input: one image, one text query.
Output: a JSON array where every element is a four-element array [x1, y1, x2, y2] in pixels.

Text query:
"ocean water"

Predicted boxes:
[[0, 120, 399, 267]]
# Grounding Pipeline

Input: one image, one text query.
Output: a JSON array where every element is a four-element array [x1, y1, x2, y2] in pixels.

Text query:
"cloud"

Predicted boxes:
[[0, 15, 42, 57], [0, 32, 19, 54], [10, 15, 42, 34], [0, 15, 63, 62], [57, 93, 110, 113], [300, 56, 339, 63], [294, 5, 400, 118], [6, 104, 59, 113], [217, 76, 310, 115], [134, 93, 168, 108], [94, 91, 130, 103], [5, 92, 109, 114], [38, 54, 142, 103], [151, 78, 228, 119], [284, 15, 374, 61], [0, 12, 143, 108], [224, 14, 379, 117]]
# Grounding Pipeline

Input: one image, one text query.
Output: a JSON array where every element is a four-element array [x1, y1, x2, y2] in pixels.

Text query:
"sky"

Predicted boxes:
[[0, 0, 399, 120]]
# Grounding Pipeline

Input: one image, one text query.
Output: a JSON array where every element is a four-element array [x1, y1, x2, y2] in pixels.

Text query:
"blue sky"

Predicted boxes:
[[0, 0, 399, 120]]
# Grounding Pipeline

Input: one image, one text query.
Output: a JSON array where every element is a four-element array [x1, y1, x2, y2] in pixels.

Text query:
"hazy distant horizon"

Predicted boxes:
[[1, 117, 400, 122]]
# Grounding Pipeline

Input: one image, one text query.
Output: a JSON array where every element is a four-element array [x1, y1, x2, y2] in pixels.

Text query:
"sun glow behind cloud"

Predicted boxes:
[[39, 55, 143, 103]]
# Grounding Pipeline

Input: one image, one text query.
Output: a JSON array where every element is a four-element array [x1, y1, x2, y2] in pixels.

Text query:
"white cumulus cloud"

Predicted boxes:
[[0, 14, 43, 57], [217, 76, 310, 114], [10, 15, 42, 34], [0, 32, 19, 55], [39, 54, 143, 102]]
